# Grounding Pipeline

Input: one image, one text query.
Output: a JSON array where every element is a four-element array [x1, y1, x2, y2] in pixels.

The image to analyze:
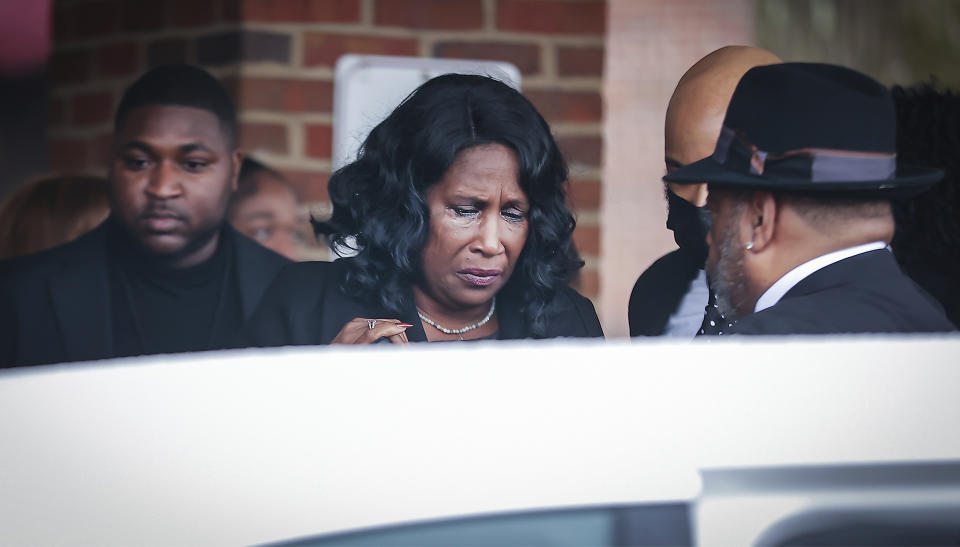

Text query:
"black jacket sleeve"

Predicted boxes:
[[241, 261, 335, 348], [553, 286, 604, 338]]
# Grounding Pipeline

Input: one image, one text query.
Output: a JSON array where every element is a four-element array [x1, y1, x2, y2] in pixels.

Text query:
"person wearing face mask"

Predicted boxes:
[[628, 46, 781, 337], [244, 74, 602, 346]]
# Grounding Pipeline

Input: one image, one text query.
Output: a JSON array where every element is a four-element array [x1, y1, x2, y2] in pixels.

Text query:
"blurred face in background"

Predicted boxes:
[[228, 172, 302, 260], [109, 105, 239, 266]]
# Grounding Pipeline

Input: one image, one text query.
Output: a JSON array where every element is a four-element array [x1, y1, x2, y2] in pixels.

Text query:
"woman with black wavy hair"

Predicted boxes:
[[245, 73, 602, 345]]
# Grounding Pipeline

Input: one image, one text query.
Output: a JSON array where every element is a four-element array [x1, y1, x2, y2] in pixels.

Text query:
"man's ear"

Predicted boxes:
[[747, 191, 777, 252], [230, 150, 242, 192]]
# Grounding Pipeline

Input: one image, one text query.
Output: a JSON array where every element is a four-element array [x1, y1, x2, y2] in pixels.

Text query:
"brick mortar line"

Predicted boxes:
[[568, 163, 603, 174], [360, 0, 375, 26], [542, 34, 558, 80], [545, 122, 604, 134], [571, 206, 601, 217], [54, 24, 606, 49], [417, 35, 432, 58], [288, 26, 304, 68], [55, 24, 245, 49], [226, 66, 602, 91], [552, 129, 604, 139], [239, 22, 605, 45], [569, 162, 603, 172], [569, 166, 602, 177], [289, 120, 305, 162], [233, 68, 601, 88], [237, 65, 336, 78], [254, 153, 332, 172], [49, 65, 242, 94], [240, 112, 335, 124], [413, 33, 603, 87], [53, 111, 598, 136], [121, 22, 604, 55], [575, 211, 600, 224], [414, 34, 567, 51], [483, 0, 497, 31], [517, 77, 603, 89], [57, 48, 601, 90]]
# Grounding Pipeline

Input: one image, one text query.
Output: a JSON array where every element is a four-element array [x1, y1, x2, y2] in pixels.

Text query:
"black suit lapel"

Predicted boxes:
[[47, 226, 113, 362], [496, 293, 528, 339], [230, 226, 290, 320]]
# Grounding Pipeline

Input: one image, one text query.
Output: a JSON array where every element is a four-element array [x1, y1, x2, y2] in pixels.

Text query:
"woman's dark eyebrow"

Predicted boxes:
[[449, 193, 486, 203], [503, 197, 529, 207]]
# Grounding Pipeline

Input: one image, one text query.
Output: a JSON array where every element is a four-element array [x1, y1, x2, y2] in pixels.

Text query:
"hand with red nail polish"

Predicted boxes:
[[331, 318, 410, 345]]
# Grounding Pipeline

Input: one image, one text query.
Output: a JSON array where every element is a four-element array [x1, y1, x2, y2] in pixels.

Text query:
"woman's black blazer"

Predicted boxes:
[[244, 259, 603, 346]]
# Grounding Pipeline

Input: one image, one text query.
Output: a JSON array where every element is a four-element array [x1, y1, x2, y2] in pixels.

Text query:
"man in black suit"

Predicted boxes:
[[665, 63, 955, 335], [0, 65, 290, 367], [629, 46, 780, 337]]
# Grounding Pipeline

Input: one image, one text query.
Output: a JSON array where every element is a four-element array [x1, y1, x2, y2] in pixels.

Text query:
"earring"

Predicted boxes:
[[746, 241, 754, 251]]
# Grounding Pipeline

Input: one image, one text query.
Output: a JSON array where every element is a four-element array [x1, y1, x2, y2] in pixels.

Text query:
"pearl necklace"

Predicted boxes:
[[417, 299, 496, 340]]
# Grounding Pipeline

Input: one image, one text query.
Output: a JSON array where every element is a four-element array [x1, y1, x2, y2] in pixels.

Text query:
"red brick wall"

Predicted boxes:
[[48, 0, 606, 299], [48, 0, 243, 181]]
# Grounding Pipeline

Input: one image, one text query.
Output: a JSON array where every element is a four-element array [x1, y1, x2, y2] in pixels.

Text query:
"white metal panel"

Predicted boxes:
[[0, 336, 958, 545]]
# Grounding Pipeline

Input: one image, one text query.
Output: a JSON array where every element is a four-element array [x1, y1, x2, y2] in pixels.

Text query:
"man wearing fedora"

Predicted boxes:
[[628, 45, 780, 337], [665, 63, 955, 334]]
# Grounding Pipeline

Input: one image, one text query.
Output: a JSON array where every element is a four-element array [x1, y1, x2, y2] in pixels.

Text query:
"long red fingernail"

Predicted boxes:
[[398, 323, 414, 328]]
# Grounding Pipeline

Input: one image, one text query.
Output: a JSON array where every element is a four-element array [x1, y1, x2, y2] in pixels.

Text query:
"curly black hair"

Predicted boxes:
[[891, 80, 960, 326], [314, 73, 583, 336]]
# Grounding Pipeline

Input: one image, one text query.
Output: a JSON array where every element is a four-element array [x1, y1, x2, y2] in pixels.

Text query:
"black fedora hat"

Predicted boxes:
[[664, 62, 943, 197]]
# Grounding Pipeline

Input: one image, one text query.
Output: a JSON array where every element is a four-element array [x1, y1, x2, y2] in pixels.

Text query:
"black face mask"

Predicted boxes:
[[666, 188, 711, 268]]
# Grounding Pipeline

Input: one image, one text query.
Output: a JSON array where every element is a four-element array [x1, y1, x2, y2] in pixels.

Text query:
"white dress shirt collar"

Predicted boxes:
[[754, 241, 888, 313]]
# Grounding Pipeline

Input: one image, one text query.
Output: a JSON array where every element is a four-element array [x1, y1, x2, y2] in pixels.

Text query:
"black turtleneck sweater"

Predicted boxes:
[[106, 220, 242, 358]]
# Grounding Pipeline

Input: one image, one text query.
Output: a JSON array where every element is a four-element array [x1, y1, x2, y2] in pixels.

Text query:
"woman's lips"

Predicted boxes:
[[457, 269, 503, 287]]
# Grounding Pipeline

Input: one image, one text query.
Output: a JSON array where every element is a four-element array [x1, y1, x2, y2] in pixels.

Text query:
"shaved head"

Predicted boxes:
[[665, 46, 781, 204]]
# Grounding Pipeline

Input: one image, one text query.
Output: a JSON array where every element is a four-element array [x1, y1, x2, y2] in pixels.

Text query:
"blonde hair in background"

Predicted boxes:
[[0, 175, 110, 260]]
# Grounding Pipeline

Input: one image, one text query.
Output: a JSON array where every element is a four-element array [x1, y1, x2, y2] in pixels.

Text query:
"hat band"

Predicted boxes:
[[713, 126, 896, 182]]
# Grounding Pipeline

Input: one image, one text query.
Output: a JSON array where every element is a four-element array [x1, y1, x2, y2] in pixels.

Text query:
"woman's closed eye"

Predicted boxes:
[[501, 207, 527, 222], [452, 206, 480, 218]]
